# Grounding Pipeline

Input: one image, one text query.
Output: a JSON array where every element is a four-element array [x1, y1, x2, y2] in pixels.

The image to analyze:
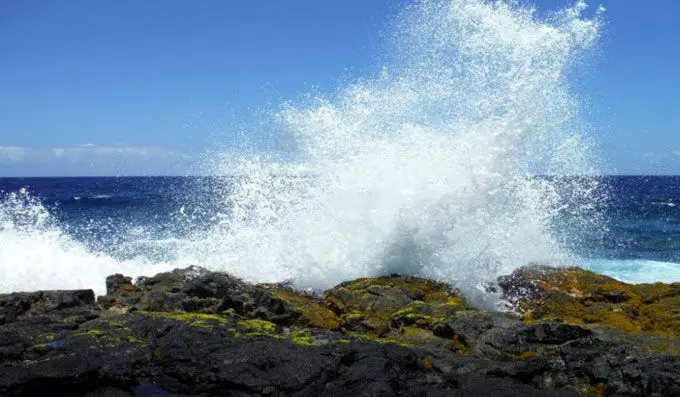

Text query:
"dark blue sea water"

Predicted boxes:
[[1, 176, 679, 294], [586, 176, 680, 262], [0, 177, 225, 260]]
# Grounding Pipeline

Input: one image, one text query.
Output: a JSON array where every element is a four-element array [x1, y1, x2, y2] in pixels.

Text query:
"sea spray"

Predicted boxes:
[[0, 0, 606, 307], [0, 188, 171, 294], [192, 0, 605, 307]]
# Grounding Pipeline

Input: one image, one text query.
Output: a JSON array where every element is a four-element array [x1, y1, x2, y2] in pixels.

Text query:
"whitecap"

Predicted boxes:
[[579, 258, 680, 284]]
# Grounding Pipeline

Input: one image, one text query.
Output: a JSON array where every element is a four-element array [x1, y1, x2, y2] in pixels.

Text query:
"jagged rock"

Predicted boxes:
[[0, 309, 584, 397], [498, 265, 680, 337], [1, 266, 679, 396], [0, 290, 97, 325], [97, 266, 340, 330], [324, 276, 472, 336]]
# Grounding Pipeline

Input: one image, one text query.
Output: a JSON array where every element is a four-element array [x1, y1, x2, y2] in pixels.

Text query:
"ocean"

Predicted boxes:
[[1, 176, 679, 299], [3, 2, 678, 304]]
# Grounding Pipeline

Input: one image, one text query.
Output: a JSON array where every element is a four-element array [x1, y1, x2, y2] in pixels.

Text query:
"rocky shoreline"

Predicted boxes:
[[1, 265, 679, 396]]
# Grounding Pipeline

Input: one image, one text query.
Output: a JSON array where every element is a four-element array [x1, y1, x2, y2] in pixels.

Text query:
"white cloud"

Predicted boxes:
[[0, 146, 28, 163], [631, 149, 680, 174], [643, 151, 668, 162], [0, 145, 206, 176], [643, 150, 680, 163]]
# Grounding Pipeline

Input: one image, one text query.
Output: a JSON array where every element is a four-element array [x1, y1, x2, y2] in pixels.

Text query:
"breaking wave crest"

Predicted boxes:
[[193, 0, 605, 307], [1, 1, 606, 308], [0, 188, 170, 295]]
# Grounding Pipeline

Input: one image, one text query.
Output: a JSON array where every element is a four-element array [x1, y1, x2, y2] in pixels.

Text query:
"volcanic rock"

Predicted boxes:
[[1, 266, 679, 396]]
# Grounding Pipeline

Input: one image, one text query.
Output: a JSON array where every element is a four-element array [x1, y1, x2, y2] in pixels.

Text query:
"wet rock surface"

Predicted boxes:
[[498, 265, 680, 337], [1, 266, 679, 396]]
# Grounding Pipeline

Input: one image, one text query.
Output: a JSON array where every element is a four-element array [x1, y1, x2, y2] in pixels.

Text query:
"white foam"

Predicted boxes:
[[579, 258, 680, 284], [0, 189, 170, 295], [651, 202, 676, 207], [191, 0, 605, 308]]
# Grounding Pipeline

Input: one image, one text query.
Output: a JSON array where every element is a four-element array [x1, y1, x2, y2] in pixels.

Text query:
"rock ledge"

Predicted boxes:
[[1, 265, 679, 396]]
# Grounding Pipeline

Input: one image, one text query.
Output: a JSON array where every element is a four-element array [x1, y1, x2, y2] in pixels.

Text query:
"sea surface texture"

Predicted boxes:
[[1, 176, 679, 298]]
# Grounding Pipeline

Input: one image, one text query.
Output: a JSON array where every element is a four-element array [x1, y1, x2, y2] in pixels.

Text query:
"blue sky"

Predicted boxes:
[[0, 0, 678, 176]]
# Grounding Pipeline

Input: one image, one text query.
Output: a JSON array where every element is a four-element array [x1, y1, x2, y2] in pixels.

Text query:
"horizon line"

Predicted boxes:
[[2, 174, 680, 178]]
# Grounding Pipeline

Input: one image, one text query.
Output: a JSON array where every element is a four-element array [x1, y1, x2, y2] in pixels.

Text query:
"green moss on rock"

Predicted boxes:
[[268, 288, 341, 330], [324, 276, 473, 337], [499, 266, 680, 338], [290, 329, 313, 346], [237, 319, 277, 334], [137, 311, 231, 328]]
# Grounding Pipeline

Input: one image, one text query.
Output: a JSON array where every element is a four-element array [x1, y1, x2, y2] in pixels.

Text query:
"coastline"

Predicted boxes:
[[1, 265, 678, 396]]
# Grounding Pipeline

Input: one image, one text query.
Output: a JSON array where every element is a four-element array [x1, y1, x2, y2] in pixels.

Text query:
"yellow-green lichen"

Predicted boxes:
[[103, 320, 133, 332], [271, 289, 341, 330], [73, 328, 105, 337], [391, 301, 437, 327], [324, 275, 473, 337], [443, 296, 465, 307], [127, 335, 142, 343], [137, 311, 231, 328], [290, 329, 313, 346], [374, 326, 446, 348], [68, 318, 146, 351], [511, 267, 680, 338], [237, 319, 277, 335], [343, 311, 365, 322], [31, 343, 48, 352]]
